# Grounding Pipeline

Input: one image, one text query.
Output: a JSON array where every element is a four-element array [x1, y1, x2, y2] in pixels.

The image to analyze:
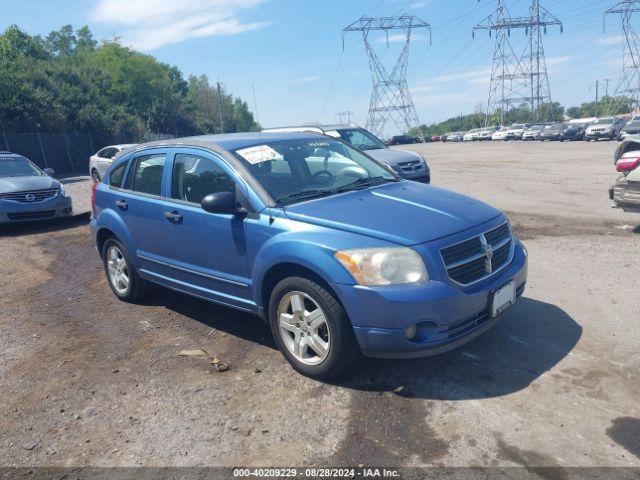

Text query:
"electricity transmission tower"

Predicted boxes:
[[343, 15, 430, 139], [474, 0, 562, 124], [336, 110, 355, 124], [605, 1, 640, 115]]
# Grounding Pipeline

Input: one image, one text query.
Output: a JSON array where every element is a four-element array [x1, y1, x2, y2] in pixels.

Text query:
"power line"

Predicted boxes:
[[343, 14, 431, 139]]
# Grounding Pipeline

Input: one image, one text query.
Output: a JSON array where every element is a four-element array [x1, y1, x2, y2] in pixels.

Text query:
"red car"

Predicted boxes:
[[431, 135, 441, 142]]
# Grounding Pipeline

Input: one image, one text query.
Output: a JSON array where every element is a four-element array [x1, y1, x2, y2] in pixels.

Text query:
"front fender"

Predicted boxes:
[[250, 228, 397, 311]]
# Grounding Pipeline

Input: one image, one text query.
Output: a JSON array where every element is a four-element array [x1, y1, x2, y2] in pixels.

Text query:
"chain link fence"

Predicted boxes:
[[0, 132, 174, 175]]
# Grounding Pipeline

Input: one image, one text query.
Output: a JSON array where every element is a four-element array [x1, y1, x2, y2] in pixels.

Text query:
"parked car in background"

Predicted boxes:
[[610, 138, 640, 213], [463, 129, 481, 142], [431, 135, 441, 142], [478, 126, 500, 141], [446, 132, 464, 142], [491, 127, 510, 141], [505, 123, 531, 140], [584, 117, 625, 141], [561, 123, 587, 141], [387, 134, 421, 145], [0, 151, 72, 223], [90, 144, 136, 181], [538, 123, 565, 141], [620, 119, 640, 140], [263, 125, 430, 183], [90, 132, 527, 378], [522, 124, 544, 141]]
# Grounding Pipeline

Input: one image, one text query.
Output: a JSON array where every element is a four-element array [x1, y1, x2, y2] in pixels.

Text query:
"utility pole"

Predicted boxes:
[[590, 80, 601, 117], [343, 15, 431, 140], [217, 80, 225, 133], [605, 1, 640, 115], [474, 0, 562, 124], [252, 83, 259, 126], [336, 111, 355, 124]]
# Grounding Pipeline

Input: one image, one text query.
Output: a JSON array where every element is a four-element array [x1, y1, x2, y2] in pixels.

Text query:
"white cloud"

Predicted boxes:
[[596, 35, 623, 46], [288, 76, 320, 85], [90, 0, 269, 50], [374, 33, 427, 44]]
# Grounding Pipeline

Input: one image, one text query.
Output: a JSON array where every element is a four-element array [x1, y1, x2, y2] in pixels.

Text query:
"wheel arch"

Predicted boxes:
[[259, 262, 341, 322]]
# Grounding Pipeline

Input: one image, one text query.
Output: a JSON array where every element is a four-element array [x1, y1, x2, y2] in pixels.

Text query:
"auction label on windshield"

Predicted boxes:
[[236, 145, 280, 164]]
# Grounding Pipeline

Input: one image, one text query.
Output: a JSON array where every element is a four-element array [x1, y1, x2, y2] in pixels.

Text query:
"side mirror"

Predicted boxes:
[[201, 191, 246, 216], [43, 168, 55, 177]]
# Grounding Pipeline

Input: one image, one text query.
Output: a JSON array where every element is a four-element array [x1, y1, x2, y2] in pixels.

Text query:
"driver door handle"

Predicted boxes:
[[164, 210, 183, 223], [115, 199, 128, 210]]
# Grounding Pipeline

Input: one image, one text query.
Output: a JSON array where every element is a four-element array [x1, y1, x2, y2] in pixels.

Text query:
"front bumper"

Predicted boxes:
[[0, 195, 72, 223], [585, 131, 613, 140], [333, 241, 528, 359], [399, 166, 431, 184]]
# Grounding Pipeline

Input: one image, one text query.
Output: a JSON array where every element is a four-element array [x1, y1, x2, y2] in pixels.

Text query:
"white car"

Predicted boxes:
[[506, 123, 531, 140], [89, 144, 136, 181], [491, 127, 510, 141], [463, 129, 481, 141]]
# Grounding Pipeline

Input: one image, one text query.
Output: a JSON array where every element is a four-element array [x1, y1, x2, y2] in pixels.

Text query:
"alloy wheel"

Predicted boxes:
[[106, 245, 130, 294], [277, 291, 330, 366]]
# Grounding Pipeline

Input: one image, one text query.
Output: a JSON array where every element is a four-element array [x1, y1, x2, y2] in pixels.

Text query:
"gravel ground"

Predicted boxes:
[[0, 141, 638, 469]]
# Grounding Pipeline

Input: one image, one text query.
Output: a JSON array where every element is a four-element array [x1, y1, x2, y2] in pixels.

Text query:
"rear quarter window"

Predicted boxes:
[[109, 162, 127, 187]]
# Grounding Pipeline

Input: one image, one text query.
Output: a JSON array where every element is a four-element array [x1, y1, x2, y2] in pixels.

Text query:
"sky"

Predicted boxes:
[[0, 0, 630, 135]]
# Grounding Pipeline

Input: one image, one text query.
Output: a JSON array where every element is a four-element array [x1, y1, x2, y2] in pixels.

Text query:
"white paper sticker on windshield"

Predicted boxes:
[[236, 145, 280, 164]]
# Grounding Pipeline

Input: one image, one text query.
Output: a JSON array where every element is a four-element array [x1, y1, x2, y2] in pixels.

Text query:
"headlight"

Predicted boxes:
[[335, 247, 428, 286], [59, 186, 69, 198]]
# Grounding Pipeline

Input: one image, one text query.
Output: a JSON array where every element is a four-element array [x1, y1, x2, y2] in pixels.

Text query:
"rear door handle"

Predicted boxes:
[[164, 210, 183, 223], [115, 200, 128, 210]]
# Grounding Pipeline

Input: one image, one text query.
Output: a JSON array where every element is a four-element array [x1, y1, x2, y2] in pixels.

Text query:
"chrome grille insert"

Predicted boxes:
[[441, 222, 513, 286], [0, 189, 59, 203]]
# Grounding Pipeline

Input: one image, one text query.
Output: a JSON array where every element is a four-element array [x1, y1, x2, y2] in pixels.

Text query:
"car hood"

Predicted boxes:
[[364, 147, 423, 166], [283, 181, 502, 246], [0, 175, 59, 194]]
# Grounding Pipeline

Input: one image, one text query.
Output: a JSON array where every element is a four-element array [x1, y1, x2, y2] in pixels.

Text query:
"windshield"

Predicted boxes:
[[0, 156, 42, 178], [231, 138, 398, 206], [335, 128, 387, 151], [529, 125, 544, 131], [596, 118, 614, 125], [510, 124, 525, 129], [545, 124, 563, 130]]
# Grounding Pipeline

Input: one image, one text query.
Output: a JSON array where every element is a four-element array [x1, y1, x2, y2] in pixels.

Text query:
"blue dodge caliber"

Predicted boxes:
[[91, 133, 527, 378]]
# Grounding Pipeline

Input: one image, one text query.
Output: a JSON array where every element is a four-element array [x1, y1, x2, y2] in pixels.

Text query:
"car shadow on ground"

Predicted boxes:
[[141, 290, 581, 400], [141, 288, 278, 350], [333, 297, 582, 400], [0, 213, 90, 237]]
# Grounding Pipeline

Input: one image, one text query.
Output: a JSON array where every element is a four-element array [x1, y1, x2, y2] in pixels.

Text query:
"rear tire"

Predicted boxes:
[[91, 169, 100, 182], [268, 276, 360, 379], [102, 238, 148, 302]]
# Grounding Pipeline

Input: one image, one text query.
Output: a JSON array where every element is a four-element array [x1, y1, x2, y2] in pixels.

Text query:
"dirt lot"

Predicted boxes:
[[0, 141, 639, 469]]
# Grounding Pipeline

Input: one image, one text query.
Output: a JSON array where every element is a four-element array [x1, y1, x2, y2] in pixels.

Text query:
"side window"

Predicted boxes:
[[126, 153, 166, 196], [109, 162, 127, 187], [171, 153, 235, 204]]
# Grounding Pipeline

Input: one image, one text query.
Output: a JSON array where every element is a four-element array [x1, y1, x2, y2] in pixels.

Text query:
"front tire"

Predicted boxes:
[[91, 169, 101, 182], [268, 277, 360, 379], [102, 238, 147, 302]]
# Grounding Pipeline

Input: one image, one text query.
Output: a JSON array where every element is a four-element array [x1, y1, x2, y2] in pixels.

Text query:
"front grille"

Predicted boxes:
[[397, 160, 424, 173], [440, 222, 513, 285], [7, 211, 55, 220], [0, 189, 59, 203]]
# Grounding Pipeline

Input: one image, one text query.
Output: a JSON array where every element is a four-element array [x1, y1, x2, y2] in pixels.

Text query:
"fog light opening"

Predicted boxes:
[[405, 325, 418, 340]]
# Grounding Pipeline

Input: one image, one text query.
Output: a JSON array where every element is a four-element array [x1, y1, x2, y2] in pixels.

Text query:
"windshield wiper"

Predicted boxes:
[[336, 176, 398, 191], [275, 189, 336, 205]]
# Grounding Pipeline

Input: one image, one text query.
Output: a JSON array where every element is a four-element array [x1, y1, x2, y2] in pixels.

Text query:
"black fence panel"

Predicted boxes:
[[0, 132, 175, 175]]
